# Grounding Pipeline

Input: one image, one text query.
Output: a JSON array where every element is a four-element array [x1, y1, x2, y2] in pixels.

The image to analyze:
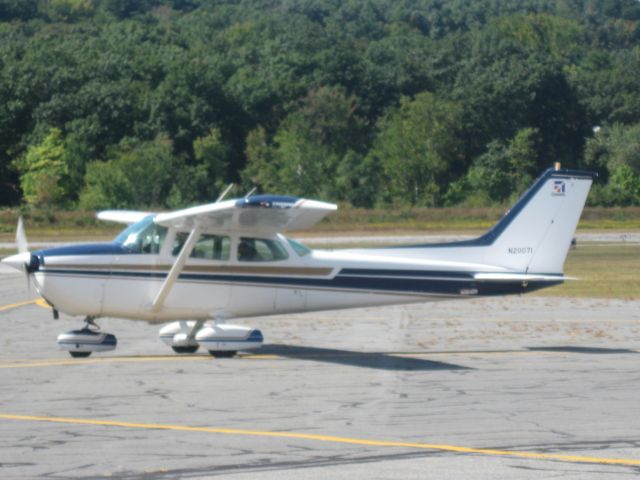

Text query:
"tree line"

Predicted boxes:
[[1, 0, 639, 210]]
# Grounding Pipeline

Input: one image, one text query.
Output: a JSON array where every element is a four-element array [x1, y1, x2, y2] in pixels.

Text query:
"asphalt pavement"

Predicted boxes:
[[1, 265, 639, 479]]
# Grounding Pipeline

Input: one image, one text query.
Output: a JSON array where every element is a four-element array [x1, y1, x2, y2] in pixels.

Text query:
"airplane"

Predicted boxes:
[[2, 165, 595, 358]]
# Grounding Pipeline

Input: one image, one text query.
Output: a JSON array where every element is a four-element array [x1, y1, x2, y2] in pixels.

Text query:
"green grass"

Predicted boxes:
[[533, 243, 640, 300]]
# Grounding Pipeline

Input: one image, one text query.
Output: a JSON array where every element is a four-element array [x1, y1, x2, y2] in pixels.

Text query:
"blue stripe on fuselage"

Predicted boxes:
[[37, 267, 561, 296], [34, 243, 132, 258]]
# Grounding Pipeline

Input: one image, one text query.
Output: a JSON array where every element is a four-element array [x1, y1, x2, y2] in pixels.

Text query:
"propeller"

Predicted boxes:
[[1, 217, 38, 298], [18, 216, 33, 297], [16, 216, 28, 254]]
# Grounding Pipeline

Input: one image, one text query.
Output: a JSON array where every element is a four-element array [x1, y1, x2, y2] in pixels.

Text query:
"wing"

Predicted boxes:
[[97, 210, 154, 225], [154, 195, 337, 234]]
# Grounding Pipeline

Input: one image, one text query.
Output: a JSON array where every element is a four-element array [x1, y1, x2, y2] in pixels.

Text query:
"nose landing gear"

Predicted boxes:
[[57, 317, 117, 358]]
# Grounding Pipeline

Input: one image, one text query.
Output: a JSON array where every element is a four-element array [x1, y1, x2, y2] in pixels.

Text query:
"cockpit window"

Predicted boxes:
[[286, 237, 311, 256], [173, 233, 230, 260], [114, 215, 167, 254], [238, 237, 289, 262]]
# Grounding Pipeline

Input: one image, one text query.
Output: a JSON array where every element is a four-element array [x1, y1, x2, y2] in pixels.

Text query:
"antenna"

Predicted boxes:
[[244, 187, 257, 199], [215, 183, 234, 203]]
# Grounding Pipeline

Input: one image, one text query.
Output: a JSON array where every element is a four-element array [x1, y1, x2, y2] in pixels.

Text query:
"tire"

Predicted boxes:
[[172, 345, 199, 354], [69, 351, 92, 358], [208, 350, 237, 358]]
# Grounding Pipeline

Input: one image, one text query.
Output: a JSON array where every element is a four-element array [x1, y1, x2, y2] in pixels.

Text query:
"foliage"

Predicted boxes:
[[79, 135, 177, 209], [466, 128, 539, 205], [243, 86, 372, 204], [369, 92, 463, 206], [583, 123, 640, 180], [13, 128, 72, 207], [0, 0, 639, 209], [584, 122, 640, 206]]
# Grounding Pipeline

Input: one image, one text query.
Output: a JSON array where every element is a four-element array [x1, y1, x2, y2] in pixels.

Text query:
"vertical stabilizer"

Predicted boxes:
[[481, 168, 594, 274]]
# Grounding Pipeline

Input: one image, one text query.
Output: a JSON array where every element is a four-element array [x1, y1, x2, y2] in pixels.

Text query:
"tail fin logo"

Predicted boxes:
[[552, 180, 566, 196]]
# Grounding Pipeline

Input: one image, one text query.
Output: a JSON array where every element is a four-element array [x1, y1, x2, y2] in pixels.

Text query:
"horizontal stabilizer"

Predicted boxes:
[[474, 273, 573, 282]]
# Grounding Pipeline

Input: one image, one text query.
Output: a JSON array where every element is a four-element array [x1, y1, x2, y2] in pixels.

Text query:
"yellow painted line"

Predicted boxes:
[[0, 299, 38, 312], [0, 298, 49, 312], [0, 413, 638, 467], [0, 354, 286, 369], [0, 355, 213, 369], [34, 298, 49, 309]]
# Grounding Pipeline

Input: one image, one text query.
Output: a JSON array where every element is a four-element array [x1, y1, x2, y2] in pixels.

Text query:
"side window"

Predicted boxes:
[[173, 233, 230, 260], [238, 238, 289, 262]]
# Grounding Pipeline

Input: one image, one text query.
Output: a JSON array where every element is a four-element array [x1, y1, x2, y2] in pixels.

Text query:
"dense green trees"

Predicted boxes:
[[243, 86, 370, 203], [369, 92, 463, 207], [1, 0, 640, 209]]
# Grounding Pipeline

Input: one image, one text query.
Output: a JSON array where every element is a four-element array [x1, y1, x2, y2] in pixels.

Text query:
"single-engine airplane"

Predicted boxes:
[[2, 165, 594, 358]]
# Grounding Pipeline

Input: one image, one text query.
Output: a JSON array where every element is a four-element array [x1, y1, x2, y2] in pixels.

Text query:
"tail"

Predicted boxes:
[[474, 167, 595, 274], [392, 167, 595, 275]]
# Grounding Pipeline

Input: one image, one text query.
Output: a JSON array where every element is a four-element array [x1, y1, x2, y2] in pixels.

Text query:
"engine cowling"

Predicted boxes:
[[195, 324, 263, 352], [57, 329, 117, 354]]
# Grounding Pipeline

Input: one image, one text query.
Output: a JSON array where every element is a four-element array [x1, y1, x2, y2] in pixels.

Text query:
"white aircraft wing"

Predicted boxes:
[[97, 210, 154, 225], [154, 195, 337, 233]]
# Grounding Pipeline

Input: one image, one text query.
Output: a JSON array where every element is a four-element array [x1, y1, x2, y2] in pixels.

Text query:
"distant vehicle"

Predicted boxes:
[[3, 166, 594, 358]]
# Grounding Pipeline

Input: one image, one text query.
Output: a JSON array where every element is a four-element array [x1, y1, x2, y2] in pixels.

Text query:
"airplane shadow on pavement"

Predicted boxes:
[[527, 346, 638, 355], [259, 344, 471, 371]]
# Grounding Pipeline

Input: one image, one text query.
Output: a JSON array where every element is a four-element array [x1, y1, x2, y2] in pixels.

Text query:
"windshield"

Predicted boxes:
[[114, 215, 167, 254], [286, 237, 311, 256]]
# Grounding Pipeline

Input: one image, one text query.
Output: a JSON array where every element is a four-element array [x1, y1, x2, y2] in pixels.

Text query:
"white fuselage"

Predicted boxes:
[[16, 167, 594, 325], [31, 232, 513, 324]]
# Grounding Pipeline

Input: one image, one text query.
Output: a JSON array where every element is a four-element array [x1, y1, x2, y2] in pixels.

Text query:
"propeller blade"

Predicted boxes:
[[11, 218, 33, 299], [24, 266, 32, 298], [16, 216, 28, 254]]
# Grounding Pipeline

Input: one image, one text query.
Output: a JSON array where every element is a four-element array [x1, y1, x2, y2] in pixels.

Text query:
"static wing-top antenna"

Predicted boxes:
[[215, 183, 234, 203], [244, 187, 257, 199]]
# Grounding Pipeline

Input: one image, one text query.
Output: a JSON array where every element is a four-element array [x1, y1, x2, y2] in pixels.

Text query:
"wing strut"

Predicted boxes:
[[151, 225, 201, 312]]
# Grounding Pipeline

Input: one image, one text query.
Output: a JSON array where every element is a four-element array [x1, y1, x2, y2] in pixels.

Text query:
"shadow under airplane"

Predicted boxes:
[[527, 346, 638, 355], [259, 344, 471, 371]]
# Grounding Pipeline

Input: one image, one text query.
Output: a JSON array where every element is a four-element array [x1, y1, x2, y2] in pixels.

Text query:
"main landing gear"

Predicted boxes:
[[56, 318, 263, 359], [159, 320, 264, 357], [56, 316, 117, 358]]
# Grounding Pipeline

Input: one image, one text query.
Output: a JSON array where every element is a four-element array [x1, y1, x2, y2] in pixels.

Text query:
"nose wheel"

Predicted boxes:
[[57, 316, 117, 358]]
